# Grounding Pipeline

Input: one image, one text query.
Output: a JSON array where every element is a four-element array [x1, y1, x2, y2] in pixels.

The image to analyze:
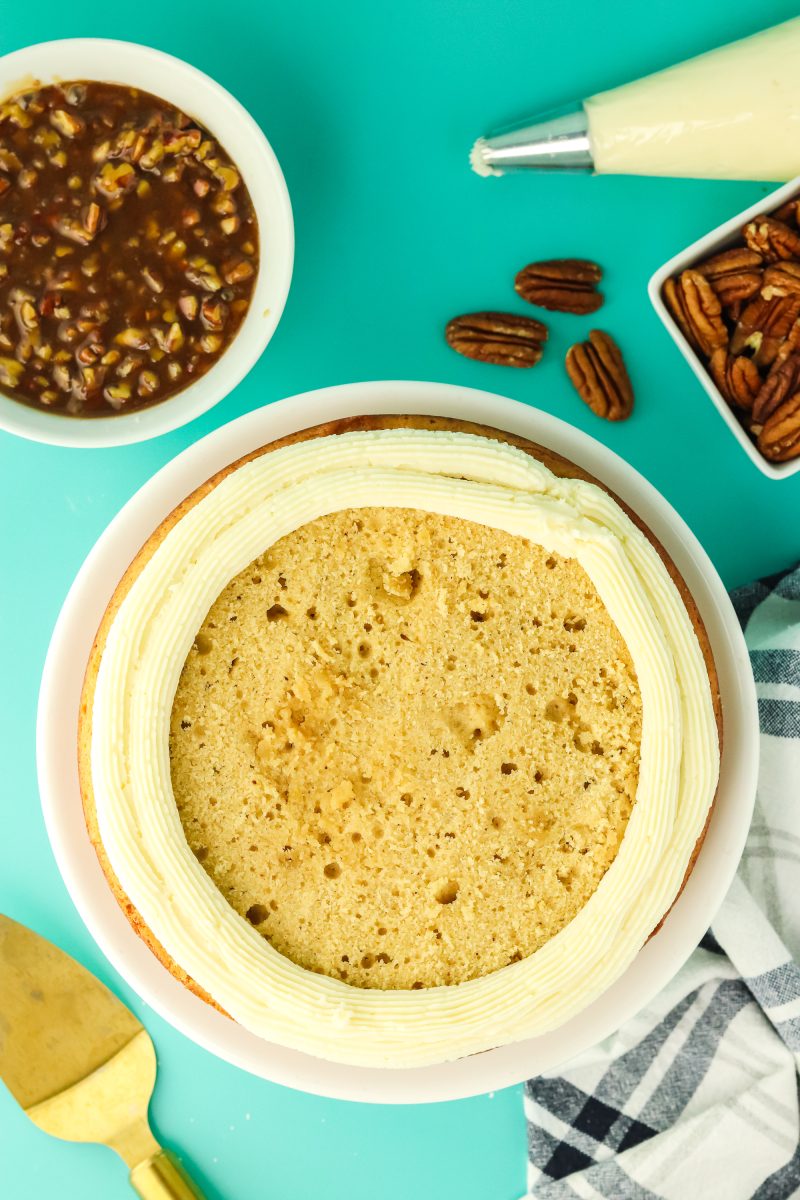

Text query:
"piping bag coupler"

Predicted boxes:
[[470, 16, 800, 183]]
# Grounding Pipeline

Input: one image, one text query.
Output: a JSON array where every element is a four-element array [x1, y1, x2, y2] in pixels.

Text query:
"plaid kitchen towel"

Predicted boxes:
[[525, 563, 800, 1200]]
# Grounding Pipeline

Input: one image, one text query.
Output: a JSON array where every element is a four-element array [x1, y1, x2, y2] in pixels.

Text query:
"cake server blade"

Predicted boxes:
[[0, 913, 207, 1198]]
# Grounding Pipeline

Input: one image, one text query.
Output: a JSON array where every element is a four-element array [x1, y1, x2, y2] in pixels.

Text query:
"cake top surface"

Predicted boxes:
[[87, 425, 719, 1067], [170, 506, 642, 990]]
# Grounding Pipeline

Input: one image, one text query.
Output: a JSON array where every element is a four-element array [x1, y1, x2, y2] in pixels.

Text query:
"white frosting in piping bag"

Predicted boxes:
[[90, 429, 719, 1068], [586, 17, 800, 181]]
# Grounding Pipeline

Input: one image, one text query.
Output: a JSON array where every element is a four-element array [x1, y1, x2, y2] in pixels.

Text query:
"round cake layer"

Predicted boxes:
[[80, 419, 721, 1068], [170, 507, 642, 989]]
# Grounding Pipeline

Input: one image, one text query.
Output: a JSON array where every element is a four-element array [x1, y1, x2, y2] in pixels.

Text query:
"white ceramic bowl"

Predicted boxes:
[[0, 39, 293, 448], [649, 177, 800, 481], [37, 381, 758, 1103]]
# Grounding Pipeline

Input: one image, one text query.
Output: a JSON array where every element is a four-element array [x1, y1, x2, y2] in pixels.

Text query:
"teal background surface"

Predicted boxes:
[[2, 2, 799, 1197]]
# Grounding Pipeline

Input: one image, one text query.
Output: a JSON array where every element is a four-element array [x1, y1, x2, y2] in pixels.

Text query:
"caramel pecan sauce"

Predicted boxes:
[[0, 81, 259, 417]]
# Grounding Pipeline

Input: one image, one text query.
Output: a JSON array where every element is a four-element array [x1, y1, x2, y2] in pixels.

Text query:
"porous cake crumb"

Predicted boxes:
[[169, 507, 642, 989]]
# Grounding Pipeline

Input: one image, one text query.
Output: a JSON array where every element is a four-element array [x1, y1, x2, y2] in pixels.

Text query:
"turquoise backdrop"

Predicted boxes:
[[2, 2, 798, 1197]]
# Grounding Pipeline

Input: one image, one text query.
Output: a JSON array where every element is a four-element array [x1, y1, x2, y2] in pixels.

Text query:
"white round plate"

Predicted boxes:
[[37, 381, 758, 1103]]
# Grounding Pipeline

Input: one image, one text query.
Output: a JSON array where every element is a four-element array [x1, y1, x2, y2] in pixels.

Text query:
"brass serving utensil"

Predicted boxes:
[[0, 914, 207, 1198]]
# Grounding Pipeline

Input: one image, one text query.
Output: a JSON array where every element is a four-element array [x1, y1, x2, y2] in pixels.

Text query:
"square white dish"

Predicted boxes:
[[649, 176, 800, 480]]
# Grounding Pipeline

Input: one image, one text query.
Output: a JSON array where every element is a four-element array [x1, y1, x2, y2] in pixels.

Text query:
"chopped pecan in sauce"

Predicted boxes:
[[0, 81, 259, 417]]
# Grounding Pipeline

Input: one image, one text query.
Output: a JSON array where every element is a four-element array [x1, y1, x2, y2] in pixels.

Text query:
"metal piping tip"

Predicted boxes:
[[470, 105, 595, 176]]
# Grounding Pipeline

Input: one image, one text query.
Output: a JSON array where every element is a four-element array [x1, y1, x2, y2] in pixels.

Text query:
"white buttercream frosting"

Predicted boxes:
[[90, 429, 719, 1067], [586, 17, 800, 181]]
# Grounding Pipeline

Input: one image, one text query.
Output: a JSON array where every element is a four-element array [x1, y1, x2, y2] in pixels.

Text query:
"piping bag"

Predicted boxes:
[[471, 17, 800, 182]]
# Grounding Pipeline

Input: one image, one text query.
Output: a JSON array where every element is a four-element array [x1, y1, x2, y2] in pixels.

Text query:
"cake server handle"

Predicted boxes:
[[130, 1147, 208, 1199]]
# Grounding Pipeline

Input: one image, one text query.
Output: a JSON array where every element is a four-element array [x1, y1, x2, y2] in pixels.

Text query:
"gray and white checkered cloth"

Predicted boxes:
[[525, 563, 800, 1200]]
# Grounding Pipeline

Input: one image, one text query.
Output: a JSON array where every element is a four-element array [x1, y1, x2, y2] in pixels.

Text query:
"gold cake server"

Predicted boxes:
[[0, 913, 207, 1198]]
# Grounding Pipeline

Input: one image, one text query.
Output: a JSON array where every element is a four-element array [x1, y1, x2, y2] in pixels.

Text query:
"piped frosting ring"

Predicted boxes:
[[89, 429, 719, 1068]]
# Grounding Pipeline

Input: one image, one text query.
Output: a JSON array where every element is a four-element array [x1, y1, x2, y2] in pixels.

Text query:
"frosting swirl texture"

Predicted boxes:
[[90, 429, 719, 1067]]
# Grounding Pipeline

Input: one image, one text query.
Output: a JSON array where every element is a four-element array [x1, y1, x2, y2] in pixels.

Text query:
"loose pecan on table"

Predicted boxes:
[[445, 312, 548, 367], [514, 259, 603, 315], [565, 330, 633, 421]]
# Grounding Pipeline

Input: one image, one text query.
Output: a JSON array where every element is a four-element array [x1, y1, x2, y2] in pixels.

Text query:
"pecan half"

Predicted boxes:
[[662, 277, 700, 351], [565, 330, 633, 421], [731, 295, 800, 367], [781, 316, 800, 354], [445, 311, 548, 367], [743, 216, 800, 262], [758, 392, 800, 461], [678, 270, 729, 356], [696, 247, 763, 308], [761, 261, 800, 300], [753, 351, 800, 423], [515, 259, 603, 314], [708, 348, 762, 411], [772, 198, 800, 227]]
